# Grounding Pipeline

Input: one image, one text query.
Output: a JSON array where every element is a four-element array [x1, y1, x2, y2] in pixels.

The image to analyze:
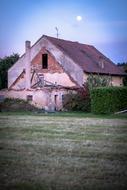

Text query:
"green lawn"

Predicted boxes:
[[0, 111, 127, 119], [0, 114, 127, 190]]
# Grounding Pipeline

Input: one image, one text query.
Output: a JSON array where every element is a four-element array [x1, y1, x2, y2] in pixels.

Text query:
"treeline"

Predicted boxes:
[[117, 62, 127, 72], [0, 54, 19, 89]]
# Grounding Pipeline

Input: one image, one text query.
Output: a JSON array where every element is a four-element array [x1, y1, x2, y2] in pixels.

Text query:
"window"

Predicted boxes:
[[0, 95, 5, 103], [42, 54, 48, 69], [27, 95, 33, 101], [54, 95, 58, 111], [62, 94, 65, 104]]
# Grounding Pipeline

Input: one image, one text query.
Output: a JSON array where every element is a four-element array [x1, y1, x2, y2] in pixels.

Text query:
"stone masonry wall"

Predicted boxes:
[[0, 88, 69, 111]]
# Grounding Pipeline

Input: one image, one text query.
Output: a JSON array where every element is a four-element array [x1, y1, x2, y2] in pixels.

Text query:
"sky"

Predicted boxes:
[[0, 0, 127, 63]]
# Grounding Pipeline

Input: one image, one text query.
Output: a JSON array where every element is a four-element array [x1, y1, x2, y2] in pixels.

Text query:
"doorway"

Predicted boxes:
[[54, 95, 58, 111]]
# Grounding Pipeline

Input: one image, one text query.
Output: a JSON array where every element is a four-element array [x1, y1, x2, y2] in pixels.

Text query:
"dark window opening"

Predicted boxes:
[[27, 95, 33, 101], [54, 95, 58, 111], [62, 94, 65, 104], [42, 54, 48, 69]]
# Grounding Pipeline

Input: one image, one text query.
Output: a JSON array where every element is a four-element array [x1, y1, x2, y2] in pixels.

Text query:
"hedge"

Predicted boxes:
[[90, 87, 127, 114]]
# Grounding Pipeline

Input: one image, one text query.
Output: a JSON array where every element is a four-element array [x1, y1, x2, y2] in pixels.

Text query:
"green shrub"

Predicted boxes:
[[63, 88, 91, 112], [87, 74, 111, 89], [0, 98, 39, 112], [123, 75, 127, 86], [90, 87, 127, 114]]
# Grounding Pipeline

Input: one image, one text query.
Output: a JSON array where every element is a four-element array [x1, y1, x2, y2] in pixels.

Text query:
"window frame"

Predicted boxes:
[[42, 53, 48, 69]]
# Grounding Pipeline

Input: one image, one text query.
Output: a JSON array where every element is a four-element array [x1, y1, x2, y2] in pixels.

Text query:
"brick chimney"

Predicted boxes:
[[25, 41, 31, 52], [25, 41, 31, 89]]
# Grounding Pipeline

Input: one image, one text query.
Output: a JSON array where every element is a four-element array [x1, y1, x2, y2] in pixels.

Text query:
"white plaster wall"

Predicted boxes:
[[0, 88, 68, 110], [44, 73, 76, 87], [32, 90, 50, 108], [30, 36, 84, 86], [8, 56, 26, 88], [43, 38, 84, 86], [0, 89, 49, 108], [111, 76, 123, 86], [12, 77, 26, 90], [84, 73, 89, 82], [8, 37, 47, 88], [8, 36, 84, 89]]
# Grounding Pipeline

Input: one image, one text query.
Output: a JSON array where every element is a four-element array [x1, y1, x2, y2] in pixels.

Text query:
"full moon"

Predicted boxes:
[[76, 16, 82, 21]]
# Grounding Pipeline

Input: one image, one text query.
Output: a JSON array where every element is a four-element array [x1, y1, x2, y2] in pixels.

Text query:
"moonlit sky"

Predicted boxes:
[[0, 0, 127, 63]]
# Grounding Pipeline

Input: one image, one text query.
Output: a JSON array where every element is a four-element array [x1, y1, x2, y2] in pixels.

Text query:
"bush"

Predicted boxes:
[[0, 54, 19, 89], [63, 87, 91, 112], [123, 76, 127, 86], [90, 87, 127, 114], [87, 74, 111, 89], [0, 98, 39, 112]]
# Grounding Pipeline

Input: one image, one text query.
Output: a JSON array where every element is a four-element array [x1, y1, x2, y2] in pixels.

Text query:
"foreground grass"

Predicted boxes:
[[0, 114, 127, 190], [0, 111, 127, 119]]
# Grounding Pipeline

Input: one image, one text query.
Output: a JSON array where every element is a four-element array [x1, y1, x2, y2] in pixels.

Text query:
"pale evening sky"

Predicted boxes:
[[0, 0, 127, 63]]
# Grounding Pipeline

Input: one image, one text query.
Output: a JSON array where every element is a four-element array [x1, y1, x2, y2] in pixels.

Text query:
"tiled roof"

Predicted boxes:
[[45, 35, 125, 76]]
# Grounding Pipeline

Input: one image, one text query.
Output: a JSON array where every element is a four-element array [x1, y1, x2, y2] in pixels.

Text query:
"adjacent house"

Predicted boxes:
[[1, 35, 125, 110]]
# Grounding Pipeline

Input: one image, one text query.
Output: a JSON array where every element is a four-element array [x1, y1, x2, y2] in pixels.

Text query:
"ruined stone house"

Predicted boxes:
[[0, 35, 125, 110]]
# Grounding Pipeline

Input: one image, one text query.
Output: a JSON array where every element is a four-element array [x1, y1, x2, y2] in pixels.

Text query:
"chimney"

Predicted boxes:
[[25, 41, 31, 89], [25, 41, 31, 52]]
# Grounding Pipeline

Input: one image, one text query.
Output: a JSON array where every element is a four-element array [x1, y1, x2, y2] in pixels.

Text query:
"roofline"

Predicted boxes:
[[44, 35, 126, 77], [84, 71, 127, 76], [10, 35, 126, 78]]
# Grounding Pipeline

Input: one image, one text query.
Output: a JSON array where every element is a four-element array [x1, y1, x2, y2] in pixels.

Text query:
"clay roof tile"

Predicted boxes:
[[44, 35, 125, 76]]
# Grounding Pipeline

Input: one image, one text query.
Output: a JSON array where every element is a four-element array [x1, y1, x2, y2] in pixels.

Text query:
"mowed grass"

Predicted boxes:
[[0, 114, 127, 190]]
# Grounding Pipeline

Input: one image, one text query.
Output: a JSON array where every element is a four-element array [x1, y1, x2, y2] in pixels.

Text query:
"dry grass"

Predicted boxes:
[[0, 114, 127, 190]]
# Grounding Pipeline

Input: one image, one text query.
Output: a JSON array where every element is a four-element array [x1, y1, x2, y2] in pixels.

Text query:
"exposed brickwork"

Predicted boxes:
[[31, 48, 64, 74]]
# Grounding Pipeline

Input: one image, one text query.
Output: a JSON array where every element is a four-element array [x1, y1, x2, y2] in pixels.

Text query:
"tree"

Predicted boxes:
[[117, 62, 127, 86], [86, 74, 111, 90], [117, 62, 127, 72], [0, 53, 19, 89], [63, 87, 91, 112]]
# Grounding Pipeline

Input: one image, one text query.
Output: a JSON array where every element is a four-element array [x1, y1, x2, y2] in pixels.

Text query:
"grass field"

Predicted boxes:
[[0, 113, 127, 190]]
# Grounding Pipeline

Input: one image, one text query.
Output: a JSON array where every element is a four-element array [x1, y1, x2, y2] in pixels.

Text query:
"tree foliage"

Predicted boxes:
[[86, 74, 111, 89], [63, 87, 91, 112], [117, 62, 127, 86], [0, 54, 19, 89], [117, 62, 127, 72]]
